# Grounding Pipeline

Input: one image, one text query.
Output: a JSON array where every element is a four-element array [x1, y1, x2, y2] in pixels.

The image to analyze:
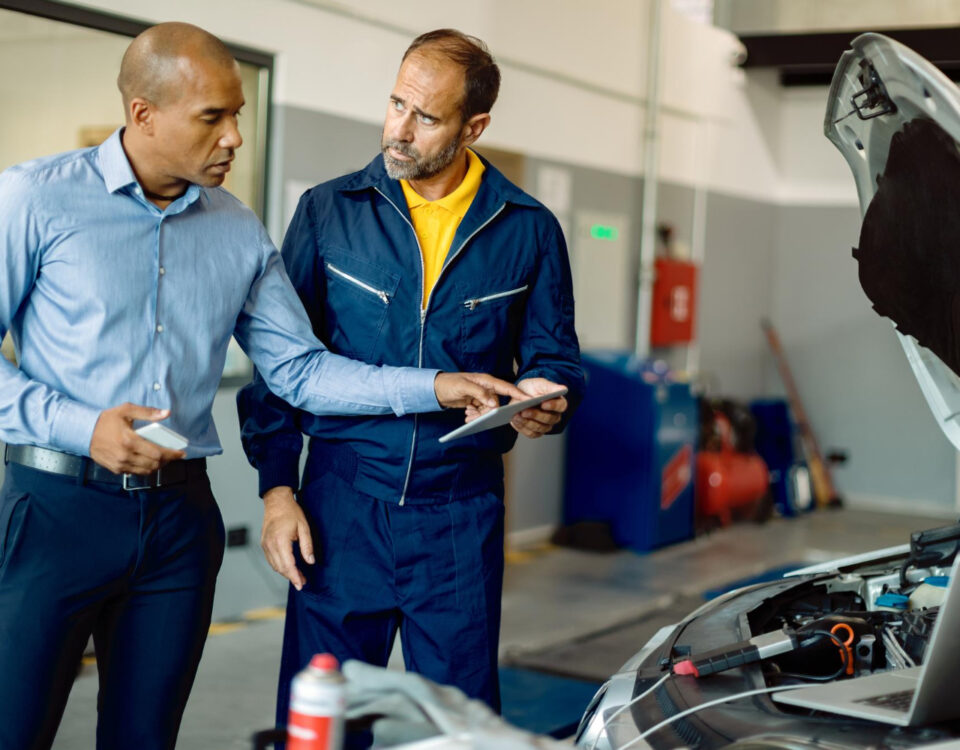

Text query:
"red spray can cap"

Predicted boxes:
[[309, 653, 339, 671]]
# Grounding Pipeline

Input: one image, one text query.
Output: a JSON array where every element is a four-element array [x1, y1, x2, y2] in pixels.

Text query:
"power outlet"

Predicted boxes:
[[226, 526, 249, 548]]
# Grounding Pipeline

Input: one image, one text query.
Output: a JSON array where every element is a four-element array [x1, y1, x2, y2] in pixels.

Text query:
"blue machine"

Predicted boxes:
[[564, 351, 698, 552], [750, 399, 812, 517]]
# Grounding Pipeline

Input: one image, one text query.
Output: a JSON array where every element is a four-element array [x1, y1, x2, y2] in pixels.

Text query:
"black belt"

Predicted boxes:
[[3, 444, 206, 491]]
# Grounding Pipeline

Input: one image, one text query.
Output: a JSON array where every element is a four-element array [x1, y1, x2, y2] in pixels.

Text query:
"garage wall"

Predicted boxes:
[[271, 107, 383, 240], [696, 192, 777, 399], [768, 205, 958, 513]]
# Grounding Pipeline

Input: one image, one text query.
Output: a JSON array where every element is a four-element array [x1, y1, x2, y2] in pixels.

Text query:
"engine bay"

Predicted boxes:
[[748, 522, 960, 685]]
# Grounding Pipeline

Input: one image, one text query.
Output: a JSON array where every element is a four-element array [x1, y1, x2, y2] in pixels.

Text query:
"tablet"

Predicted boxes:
[[439, 388, 568, 443]]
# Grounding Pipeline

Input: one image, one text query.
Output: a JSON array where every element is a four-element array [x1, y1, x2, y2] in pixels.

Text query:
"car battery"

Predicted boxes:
[[564, 351, 697, 552]]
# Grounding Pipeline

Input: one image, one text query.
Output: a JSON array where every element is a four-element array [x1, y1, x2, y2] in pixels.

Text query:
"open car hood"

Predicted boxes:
[[826, 33, 960, 451]]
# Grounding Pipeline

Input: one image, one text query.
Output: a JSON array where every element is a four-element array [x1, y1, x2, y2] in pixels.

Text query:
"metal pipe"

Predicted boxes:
[[684, 123, 709, 376], [635, 0, 665, 359]]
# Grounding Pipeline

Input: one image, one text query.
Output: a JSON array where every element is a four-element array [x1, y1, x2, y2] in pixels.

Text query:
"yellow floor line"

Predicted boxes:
[[208, 622, 246, 636], [207, 605, 287, 637], [504, 549, 535, 564], [243, 606, 286, 621], [505, 542, 556, 565]]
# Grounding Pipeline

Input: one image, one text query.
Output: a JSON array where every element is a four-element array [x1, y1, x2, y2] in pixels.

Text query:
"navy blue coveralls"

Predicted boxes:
[[238, 153, 585, 718]]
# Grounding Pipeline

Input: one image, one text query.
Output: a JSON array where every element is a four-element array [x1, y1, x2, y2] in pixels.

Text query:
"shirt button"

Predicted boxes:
[[153, 382, 161, 391], [156, 324, 164, 333], [159, 267, 166, 276]]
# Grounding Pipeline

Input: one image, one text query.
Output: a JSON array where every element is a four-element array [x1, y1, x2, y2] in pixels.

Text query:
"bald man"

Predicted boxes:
[[0, 22, 520, 750]]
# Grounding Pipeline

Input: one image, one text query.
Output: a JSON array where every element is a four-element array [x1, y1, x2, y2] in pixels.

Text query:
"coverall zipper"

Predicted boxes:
[[375, 187, 505, 505], [326, 262, 391, 304], [464, 285, 528, 310]]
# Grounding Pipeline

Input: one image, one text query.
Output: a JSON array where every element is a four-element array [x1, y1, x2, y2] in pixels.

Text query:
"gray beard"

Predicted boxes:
[[381, 133, 462, 181]]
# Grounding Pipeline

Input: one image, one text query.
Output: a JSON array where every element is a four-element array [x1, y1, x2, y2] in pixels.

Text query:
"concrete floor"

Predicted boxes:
[[50, 507, 938, 749]]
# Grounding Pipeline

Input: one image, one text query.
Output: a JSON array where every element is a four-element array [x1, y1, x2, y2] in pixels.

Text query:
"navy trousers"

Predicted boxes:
[[0, 461, 225, 750], [276, 472, 505, 730]]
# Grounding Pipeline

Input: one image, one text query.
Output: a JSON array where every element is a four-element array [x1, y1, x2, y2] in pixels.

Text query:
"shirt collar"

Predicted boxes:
[[400, 149, 486, 218], [98, 128, 139, 194], [97, 127, 201, 211]]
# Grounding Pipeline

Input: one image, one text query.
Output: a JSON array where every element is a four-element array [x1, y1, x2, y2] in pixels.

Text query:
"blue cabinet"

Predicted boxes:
[[564, 351, 697, 552]]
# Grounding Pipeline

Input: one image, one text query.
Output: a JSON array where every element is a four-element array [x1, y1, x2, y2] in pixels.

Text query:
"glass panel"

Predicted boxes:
[[222, 61, 264, 214], [0, 12, 126, 166], [0, 9, 266, 213]]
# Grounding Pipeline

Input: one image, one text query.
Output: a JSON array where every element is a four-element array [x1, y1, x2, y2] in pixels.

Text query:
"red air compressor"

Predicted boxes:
[[696, 409, 770, 528]]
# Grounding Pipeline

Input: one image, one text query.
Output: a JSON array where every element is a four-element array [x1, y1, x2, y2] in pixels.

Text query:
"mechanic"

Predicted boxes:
[[238, 28, 585, 724], [0, 22, 518, 750]]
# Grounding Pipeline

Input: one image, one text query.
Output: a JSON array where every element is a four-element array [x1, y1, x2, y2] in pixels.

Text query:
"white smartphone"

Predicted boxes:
[[135, 423, 189, 451]]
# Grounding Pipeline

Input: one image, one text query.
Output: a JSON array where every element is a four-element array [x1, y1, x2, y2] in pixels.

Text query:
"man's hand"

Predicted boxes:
[[510, 378, 568, 439], [261, 486, 315, 591], [89, 403, 186, 474], [434, 372, 526, 411]]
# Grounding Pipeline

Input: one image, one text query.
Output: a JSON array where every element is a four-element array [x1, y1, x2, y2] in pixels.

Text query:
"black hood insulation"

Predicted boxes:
[[855, 116, 960, 378]]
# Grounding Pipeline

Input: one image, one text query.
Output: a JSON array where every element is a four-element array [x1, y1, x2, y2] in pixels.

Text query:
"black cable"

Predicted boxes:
[[773, 668, 845, 683], [773, 630, 850, 683]]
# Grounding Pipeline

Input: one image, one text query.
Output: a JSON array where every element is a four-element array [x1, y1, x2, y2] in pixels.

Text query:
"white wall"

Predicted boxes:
[[65, 0, 873, 208], [43, 0, 858, 211], [72, 0, 754, 188], [775, 85, 859, 205]]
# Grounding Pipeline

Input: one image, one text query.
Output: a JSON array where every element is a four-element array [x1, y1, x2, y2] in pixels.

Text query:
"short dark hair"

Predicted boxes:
[[402, 29, 500, 121]]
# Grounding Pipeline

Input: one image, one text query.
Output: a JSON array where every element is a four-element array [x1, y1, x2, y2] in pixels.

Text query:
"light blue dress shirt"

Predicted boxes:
[[0, 129, 441, 459]]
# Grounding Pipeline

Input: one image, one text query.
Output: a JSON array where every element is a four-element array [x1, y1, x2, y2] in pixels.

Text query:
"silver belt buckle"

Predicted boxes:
[[122, 468, 160, 491]]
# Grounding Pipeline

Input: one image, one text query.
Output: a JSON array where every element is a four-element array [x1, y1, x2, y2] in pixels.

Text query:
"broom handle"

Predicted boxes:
[[761, 319, 838, 508]]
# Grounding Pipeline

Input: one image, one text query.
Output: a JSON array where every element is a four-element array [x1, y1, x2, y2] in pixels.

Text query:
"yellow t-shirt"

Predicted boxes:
[[400, 149, 486, 308]]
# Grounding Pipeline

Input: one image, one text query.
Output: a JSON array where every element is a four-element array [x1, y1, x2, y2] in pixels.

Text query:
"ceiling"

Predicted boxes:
[[714, 0, 960, 85]]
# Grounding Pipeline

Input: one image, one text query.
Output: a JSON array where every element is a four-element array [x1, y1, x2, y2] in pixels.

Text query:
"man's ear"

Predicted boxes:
[[461, 113, 491, 147], [128, 97, 155, 136]]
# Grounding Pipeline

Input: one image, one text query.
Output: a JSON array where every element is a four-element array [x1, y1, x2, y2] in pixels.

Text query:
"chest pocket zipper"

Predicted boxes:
[[326, 262, 392, 304], [464, 285, 529, 311]]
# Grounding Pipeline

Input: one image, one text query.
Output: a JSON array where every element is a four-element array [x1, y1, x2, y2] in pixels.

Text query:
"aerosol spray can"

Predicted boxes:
[[287, 653, 346, 750]]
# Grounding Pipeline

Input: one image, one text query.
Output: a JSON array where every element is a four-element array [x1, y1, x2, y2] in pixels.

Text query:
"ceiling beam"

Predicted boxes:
[[740, 27, 960, 86]]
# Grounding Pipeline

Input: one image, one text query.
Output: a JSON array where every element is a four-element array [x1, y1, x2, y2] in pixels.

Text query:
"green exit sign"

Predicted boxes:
[[590, 224, 619, 241]]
